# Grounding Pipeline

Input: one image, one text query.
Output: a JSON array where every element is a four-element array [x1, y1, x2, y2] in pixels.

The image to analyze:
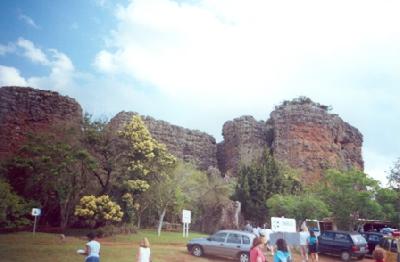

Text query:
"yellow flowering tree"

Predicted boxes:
[[74, 195, 123, 227]]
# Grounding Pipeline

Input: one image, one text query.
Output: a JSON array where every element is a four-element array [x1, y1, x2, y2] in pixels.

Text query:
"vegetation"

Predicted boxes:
[[234, 149, 301, 225], [74, 195, 123, 228]]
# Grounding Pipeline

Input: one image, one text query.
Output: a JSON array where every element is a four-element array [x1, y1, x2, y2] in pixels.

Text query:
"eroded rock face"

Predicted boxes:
[[219, 99, 364, 182], [268, 100, 363, 182], [217, 116, 268, 176], [108, 111, 217, 170], [0, 86, 82, 158]]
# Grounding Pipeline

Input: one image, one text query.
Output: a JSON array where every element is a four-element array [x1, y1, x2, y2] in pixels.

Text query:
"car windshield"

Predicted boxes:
[[351, 234, 367, 244]]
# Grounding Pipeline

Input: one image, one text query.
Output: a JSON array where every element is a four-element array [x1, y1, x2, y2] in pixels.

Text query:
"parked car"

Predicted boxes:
[[187, 229, 256, 262], [318, 230, 368, 261], [360, 232, 384, 256], [376, 235, 400, 262]]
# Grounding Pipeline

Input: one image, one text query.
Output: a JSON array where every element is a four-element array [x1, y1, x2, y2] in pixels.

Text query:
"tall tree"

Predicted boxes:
[[316, 169, 382, 230], [234, 149, 301, 224], [3, 126, 96, 230]]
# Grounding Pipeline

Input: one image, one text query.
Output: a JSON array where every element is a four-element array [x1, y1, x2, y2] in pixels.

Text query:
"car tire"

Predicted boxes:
[[191, 245, 203, 257], [238, 252, 249, 262], [340, 251, 351, 261]]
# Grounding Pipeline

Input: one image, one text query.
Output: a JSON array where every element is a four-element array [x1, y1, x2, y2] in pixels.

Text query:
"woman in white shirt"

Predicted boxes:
[[136, 237, 151, 262], [81, 232, 101, 262]]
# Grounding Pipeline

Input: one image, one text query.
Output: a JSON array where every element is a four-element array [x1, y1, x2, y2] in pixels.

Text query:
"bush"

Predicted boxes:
[[74, 195, 123, 228], [0, 179, 31, 229], [95, 224, 137, 237]]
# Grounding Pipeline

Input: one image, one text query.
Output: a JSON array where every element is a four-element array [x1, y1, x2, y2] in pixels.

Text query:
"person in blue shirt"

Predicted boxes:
[[307, 230, 318, 262], [273, 238, 291, 262]]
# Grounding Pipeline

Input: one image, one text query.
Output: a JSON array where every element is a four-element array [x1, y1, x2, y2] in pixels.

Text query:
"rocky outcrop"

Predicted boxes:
[[0, 86, 82, 158], [217, 116, 268, 176], [108, 111, 217, 170], [268, 98, 363, 182], [218, 98, 363, 182]]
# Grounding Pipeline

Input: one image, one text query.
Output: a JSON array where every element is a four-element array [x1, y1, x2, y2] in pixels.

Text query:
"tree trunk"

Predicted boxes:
[[157, 207, 167, 237], [137, 215, 141, 229]]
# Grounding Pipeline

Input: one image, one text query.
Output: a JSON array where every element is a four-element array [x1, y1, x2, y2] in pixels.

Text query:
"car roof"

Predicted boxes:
[[322, 230, 362, 235], [216, 229, 256, 237]]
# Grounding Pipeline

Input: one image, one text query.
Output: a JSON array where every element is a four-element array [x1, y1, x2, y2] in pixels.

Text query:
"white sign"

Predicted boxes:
[[182, 209, 191, 223], [271, 217, 296, 233], [32, 208, 41, 216]]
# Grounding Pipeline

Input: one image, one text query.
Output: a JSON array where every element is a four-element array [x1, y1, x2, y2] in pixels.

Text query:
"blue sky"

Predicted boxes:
[[0, 0, 399, 185]]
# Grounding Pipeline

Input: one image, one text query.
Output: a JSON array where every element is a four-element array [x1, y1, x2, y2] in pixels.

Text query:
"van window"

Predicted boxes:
[[351, 234, 367, 244], [320, 232, 334, 241], [336, 233, 351, 243]]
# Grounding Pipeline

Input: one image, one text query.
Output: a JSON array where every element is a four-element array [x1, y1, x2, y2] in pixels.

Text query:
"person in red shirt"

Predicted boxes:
[[372, 248, 385, 262], [250, 236, 267, 262]]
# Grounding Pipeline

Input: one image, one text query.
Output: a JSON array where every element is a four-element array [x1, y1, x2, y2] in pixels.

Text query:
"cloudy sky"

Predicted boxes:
[[0, 0, 399, 185]]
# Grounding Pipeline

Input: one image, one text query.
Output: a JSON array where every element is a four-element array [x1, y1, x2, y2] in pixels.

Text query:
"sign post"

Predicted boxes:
[[271, 217, 296, 245], [182, 209, 191, 238], [31, 208, 41, 235]]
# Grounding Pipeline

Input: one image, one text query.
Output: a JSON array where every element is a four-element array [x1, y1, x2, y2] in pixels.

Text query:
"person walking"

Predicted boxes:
[[273, 238, 291, 262], [136, 237, 151, 262], [80, 232, 100, 262], [307, 230, 318, 262], [300, 226, 310, 262], [250, 236, 267, 262]]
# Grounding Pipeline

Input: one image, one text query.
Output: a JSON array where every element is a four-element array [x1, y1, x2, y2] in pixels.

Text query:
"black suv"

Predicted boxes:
[[318, 230, 368, 261], [360, 232, 384, 256]]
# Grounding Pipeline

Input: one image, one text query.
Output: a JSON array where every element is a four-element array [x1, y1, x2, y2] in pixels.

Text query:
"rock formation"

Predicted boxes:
[[267, 98, 363, 182], [218, 97, 363, 182], [0, 87, 363, 183], [217, 116, 268, 176], [0, 86, 82, 158], [108, 111, 217, 170]]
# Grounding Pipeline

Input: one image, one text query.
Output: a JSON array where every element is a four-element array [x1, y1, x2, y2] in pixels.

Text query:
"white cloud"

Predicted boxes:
[[18, 13, 40, 29], [0, 65, 28, 86], [89, 0, 400, 183], [0, 43, 15, 56], [17, 38, 49, 65], [94, 50, 117, 73], [0, 38, 75, 92]]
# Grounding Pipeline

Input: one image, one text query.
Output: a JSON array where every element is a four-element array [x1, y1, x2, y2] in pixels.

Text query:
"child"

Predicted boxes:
[[80, 232, 100, 262], [136, 237, 151, 262], [307, 230, 318, 262], [273, 238, 291, 262]]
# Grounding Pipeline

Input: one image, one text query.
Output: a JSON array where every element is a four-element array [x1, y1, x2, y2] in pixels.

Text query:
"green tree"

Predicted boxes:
[[74, 195, 123, 228], [376, 188, 400, 226], [3, 127, 96, 230], [316, 169, 382, 230], [234, 149, 301, 224], [0, 179, 31, 229], [267, 194, 330, 223], [388, 158, 400, 188]]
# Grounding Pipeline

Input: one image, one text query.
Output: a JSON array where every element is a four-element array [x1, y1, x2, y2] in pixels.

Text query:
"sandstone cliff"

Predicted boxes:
[[218, 98, 363, 182], [268, 98, 363, 181], [108, 111, 217, 170], [0, 86, 82, 158]]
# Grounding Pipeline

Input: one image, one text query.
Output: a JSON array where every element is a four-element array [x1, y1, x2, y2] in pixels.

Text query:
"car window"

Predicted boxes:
[[227, 233, 242, 244], [321, 232, 335, 240], [211, 232, 227, 242], [369, 235, 381, 242], [335, 233, 351, 243], [381, 239, 392, 251], [242, 235, 250, 245], [390, 240, 398, 253], [351, 234, 367, 244]]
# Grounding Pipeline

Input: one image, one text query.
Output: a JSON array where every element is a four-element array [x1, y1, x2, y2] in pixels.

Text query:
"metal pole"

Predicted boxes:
[[33, 216, 37, 235]]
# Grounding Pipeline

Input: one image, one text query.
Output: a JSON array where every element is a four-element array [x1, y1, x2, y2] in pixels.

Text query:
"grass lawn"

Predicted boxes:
[[0, 229, 215, 262]]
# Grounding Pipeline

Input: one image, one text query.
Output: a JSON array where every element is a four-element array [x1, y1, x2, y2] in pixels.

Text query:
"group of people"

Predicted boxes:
[[249, 225, 320, 262], [250, 236, 291, 262], [79, 233, 152, 262]]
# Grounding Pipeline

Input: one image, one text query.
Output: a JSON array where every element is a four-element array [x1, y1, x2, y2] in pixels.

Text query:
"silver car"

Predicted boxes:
[[187, 229, 256, 262]]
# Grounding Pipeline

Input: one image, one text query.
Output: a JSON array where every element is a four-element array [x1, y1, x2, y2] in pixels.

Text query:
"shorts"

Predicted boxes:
[[308, 244, 318, 254], [86, 256, 100, 262]]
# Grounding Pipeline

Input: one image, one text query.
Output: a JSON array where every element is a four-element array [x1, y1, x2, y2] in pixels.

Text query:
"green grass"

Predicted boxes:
[[0, 230, 209, 262]]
